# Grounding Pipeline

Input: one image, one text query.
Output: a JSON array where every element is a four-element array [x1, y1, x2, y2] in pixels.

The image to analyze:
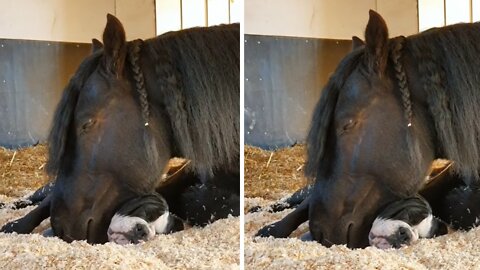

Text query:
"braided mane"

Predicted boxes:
[[390, 36, 412, 127], [144, 24, 240, 175], [128, 39, 150, 126], [407, 22, 480, 182]]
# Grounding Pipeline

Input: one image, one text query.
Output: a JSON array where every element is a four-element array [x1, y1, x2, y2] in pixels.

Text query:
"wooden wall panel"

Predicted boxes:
[[245, 0, 419, 39], [377, 0, 418, 36], [0, 0, 114, 42], [156, 0, 182, 34], [474, 0, 480, 21], [418, 0, 445, 31], [208, 0, 229, 26], [445, 0, 471, 24], [115, 0, 156, 39], [0, 0, 155, 42], [182, 0, 207, 28]]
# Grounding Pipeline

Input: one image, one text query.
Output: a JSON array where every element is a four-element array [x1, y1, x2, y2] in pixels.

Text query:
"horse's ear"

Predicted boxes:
[[102, 14, 127, 76], [364, 10, 389, 75], [91, 38, 103, 53], [352, 36, 365, 50]]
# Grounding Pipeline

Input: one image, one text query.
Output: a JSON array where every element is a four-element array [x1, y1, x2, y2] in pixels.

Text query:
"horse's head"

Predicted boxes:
[[306, 10, 435, 248], [46, 15, 171, 243]]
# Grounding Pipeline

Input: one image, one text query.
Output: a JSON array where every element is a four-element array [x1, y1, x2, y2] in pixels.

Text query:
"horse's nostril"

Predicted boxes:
[[347, 223, 354, 246], [311, 228, 323, 243], [86, 218, 94, 242]]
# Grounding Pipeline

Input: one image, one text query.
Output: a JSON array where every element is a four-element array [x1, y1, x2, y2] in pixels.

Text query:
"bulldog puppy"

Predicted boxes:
[[369, 196, 448, 249], [107, 193, 184, 245]]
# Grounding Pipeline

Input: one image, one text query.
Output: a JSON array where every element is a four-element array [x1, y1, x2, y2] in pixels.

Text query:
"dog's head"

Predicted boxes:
[[369, 196, 448, 249], [107, 193, 184, 244]]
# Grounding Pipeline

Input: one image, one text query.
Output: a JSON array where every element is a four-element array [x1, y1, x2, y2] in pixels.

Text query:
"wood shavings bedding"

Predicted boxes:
[[0, 146, 239, 269], [244, 145, 480, 269], [0, 194, 239, 270], [244, 197, 480, 270]]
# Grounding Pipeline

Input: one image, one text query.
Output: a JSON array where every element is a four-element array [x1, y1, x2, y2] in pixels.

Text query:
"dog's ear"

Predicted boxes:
[[167, 214, 185, 233]]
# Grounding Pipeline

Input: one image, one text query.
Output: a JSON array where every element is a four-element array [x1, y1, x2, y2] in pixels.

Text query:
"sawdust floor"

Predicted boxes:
[[0, 146, 239, 270], [244, 145, 480, 270]]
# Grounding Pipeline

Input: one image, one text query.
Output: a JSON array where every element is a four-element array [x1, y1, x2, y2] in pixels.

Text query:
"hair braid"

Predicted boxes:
[[128, 39, 150, 126], [390, 36, 413, 127]]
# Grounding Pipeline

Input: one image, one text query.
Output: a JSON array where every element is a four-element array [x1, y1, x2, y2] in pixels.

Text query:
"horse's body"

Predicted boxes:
[[257, 10, 480, 248], [1, 15, 239, 244]]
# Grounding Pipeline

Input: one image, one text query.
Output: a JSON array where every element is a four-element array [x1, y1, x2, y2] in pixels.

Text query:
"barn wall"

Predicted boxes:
[[244, 0, 419, 148], [0, 1, 157, 148], [245, 0, 418, 39], [0, 40, 91, 148], [419, 0, 480, 31], [155, 0, 241, 35], [245, 36, 351, 149], [0, 0, 155, 42]]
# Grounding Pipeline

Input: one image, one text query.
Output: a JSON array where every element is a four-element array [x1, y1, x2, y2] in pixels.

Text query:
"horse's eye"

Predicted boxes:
[[81, 119, 95, 132], [340, 119, 357, 134]]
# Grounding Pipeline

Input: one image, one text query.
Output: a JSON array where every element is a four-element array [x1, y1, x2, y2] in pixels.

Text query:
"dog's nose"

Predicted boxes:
[[134, 223, 148, 239], [397, 226, 411, 243]]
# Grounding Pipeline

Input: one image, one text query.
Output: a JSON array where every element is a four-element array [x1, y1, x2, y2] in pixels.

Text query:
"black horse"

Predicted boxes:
[[256, 10, 480, 248], [1, 15, 239, 244]]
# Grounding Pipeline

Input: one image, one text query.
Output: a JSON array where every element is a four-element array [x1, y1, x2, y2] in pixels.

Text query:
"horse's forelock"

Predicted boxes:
[[305, 50, 363, 180], [46, 54, 101, 176], [305, 80, 339, 179]]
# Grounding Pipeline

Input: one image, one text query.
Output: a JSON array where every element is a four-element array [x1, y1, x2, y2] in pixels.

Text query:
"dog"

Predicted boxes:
[[369, 196, 449, 249], [107, 193, 184, 244]]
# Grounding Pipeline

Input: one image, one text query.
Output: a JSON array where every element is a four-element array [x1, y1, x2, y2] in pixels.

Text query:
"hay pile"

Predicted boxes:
[[0, 146, 239, 269], [244, 145, 480, 269]]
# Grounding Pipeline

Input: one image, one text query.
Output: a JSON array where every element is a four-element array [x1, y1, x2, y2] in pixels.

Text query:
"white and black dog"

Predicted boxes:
[[369, 196, 448, 249], [107, 193, 184, 245]]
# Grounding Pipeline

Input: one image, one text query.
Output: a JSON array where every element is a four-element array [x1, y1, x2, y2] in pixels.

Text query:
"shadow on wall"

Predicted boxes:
[[244, 34, 352, 150]]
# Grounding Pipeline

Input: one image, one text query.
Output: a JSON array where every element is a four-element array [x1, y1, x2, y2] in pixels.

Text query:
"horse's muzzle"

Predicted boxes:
[[308, 176, 395, 248], [51, 210, 112, 244]]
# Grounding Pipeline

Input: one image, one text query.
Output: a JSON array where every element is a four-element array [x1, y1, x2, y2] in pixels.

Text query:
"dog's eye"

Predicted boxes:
[[81, 119, 95, 132]]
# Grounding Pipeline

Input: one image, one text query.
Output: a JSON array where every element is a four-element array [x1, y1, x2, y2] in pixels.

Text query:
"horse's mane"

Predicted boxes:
[[305, 49, 363, 179], [407, 22, 480, 182], [306, 22, 480, 183], [145, 24, 240, 175], [46, 53, 102, 176]]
